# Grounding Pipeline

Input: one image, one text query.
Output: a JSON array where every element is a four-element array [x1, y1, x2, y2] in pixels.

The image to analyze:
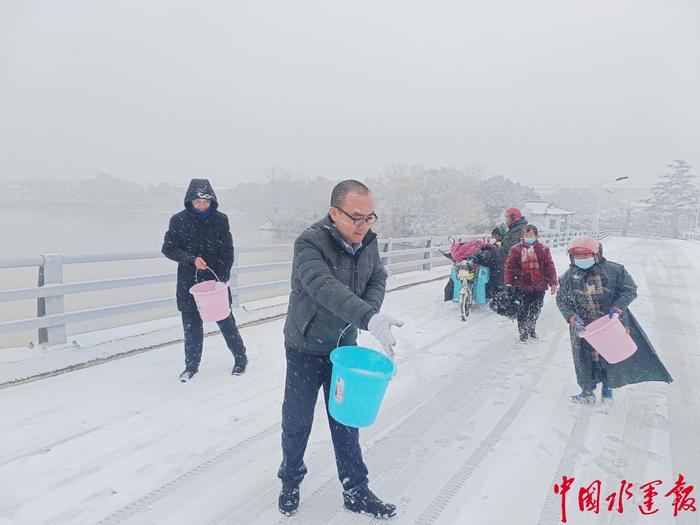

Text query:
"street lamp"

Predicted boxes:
[[594, 176, 630, 234], [622, 198, 637, 237]]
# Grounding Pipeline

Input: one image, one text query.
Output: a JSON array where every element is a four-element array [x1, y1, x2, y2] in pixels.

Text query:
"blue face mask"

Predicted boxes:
[[574, 257, 595, 269], [524, 238, 536, 245]]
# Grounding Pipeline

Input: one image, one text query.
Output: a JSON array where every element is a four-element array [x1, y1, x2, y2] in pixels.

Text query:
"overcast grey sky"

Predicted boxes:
[[1, 0, 698, 189]]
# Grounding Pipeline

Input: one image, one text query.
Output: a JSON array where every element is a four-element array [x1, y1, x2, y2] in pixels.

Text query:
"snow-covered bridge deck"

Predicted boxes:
[[1, 237, 699, 525]]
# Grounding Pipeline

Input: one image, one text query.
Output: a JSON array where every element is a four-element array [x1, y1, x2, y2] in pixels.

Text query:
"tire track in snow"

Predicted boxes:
[[535, 405, 594, 524], [410, 325, 565, 525], [95, 423, 280, 525], [0, 367, 284, 470], [644, 242, 700, 525], [0, 424, 104, 468]]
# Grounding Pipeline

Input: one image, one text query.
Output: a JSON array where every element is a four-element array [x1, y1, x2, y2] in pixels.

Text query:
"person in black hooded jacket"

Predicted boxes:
[[472, 228, 506, 299], [162, 179, 247, 382]]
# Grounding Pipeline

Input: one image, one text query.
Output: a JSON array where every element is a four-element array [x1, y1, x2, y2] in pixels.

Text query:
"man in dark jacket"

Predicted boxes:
[[557, 236, 672, 406], [278, 180, 403, 519], [502, 207, 528, 254], [162, 179, 247, 382]]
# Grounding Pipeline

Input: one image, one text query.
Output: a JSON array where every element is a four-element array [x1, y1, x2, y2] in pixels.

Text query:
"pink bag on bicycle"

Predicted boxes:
[[450, 240, 486, 262]]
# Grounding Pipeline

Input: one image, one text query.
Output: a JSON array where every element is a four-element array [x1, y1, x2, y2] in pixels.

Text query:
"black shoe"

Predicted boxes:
[[528, 330, 538, 340], [179, 368, 198, 382], [343, 486, 396, 519], [278, 484, 300, 516], [519, 334, 529, 344], [232, 355, 247, 376]]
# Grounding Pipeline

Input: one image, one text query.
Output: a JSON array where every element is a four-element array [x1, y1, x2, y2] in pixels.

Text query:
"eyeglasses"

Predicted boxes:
[[333, 206, 379, 226]]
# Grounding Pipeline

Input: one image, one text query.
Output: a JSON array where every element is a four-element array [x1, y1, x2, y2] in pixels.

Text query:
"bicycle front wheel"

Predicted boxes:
[[459, 286, 472, 321]]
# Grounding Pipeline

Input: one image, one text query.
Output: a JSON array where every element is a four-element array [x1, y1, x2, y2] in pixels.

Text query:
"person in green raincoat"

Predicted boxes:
[[556, 235, 672, 406]]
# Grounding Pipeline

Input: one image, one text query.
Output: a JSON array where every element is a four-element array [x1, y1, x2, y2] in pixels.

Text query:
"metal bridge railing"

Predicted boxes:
[[0, 230, 607, 346]]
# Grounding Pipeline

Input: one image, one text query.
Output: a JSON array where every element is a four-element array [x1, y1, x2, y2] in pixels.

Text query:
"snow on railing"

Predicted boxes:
[[0, 230, 608, 346]]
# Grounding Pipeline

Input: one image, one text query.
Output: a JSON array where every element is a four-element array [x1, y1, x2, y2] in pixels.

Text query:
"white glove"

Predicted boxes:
[[368, 313, 404, 357]]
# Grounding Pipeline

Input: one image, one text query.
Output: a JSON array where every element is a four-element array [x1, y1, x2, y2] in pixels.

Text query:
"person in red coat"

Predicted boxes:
[[504, 224, 558, 342]]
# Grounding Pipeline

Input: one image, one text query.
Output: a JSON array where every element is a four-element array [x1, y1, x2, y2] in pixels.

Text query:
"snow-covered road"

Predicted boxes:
[[2, 237, 698, 525]]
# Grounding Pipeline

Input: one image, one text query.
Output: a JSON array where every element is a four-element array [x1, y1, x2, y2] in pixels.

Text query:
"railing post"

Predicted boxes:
[[383, 239, 393, 276], [423, 238, 433, 271], [230, 257, 240, 308], [37, 254, 66, 345]]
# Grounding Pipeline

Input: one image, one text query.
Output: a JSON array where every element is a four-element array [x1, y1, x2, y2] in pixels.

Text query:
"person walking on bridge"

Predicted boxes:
[[556, 236, 672, 407], [162, 179, 247, 382], [278, 179, 403, 519], [504, 224, 558, 343], [502, 207, 528, 254]]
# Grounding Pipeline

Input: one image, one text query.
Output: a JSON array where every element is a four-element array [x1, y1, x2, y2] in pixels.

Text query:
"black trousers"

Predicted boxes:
[[278, 346, 369, 491], [516, 291, 545, 337], [181, 310, 246, 371]]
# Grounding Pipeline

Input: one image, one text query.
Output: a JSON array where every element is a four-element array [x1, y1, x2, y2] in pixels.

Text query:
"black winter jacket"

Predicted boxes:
[[283, 216, 387, 355], [162, 179, 234, 312]]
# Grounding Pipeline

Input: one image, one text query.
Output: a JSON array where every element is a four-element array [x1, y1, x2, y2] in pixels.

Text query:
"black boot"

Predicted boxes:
[[278, 484, 300, 516], [232, 355, 247, 376], [343, 486, 396, 519]]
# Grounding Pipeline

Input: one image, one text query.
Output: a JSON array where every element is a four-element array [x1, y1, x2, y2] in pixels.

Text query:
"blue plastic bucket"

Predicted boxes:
[[328, 346, 396, 428], [474, 266, 490, 305]]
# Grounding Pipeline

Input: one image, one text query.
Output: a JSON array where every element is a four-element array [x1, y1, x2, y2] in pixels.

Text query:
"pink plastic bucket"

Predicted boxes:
[[189, 271, 231, 322], [579, 314, 637, 364]]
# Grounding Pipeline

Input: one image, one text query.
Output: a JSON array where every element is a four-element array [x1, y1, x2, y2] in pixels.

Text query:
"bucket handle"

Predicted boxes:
[[336, 322, 397, 369], [194, 267, 222, 283], [336, 323, 353, 349]]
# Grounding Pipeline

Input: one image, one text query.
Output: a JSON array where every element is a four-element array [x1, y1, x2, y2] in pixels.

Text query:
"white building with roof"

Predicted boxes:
[[522, 201, 576, 232]]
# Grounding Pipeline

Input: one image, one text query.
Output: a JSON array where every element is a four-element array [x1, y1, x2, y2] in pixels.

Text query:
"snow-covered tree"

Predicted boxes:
[[259, 170, 335, 235], [368, 165, 486, 237], [476, 175, 541, 223], [645, 160, 699, 237], [224, 165, 540, 239]]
